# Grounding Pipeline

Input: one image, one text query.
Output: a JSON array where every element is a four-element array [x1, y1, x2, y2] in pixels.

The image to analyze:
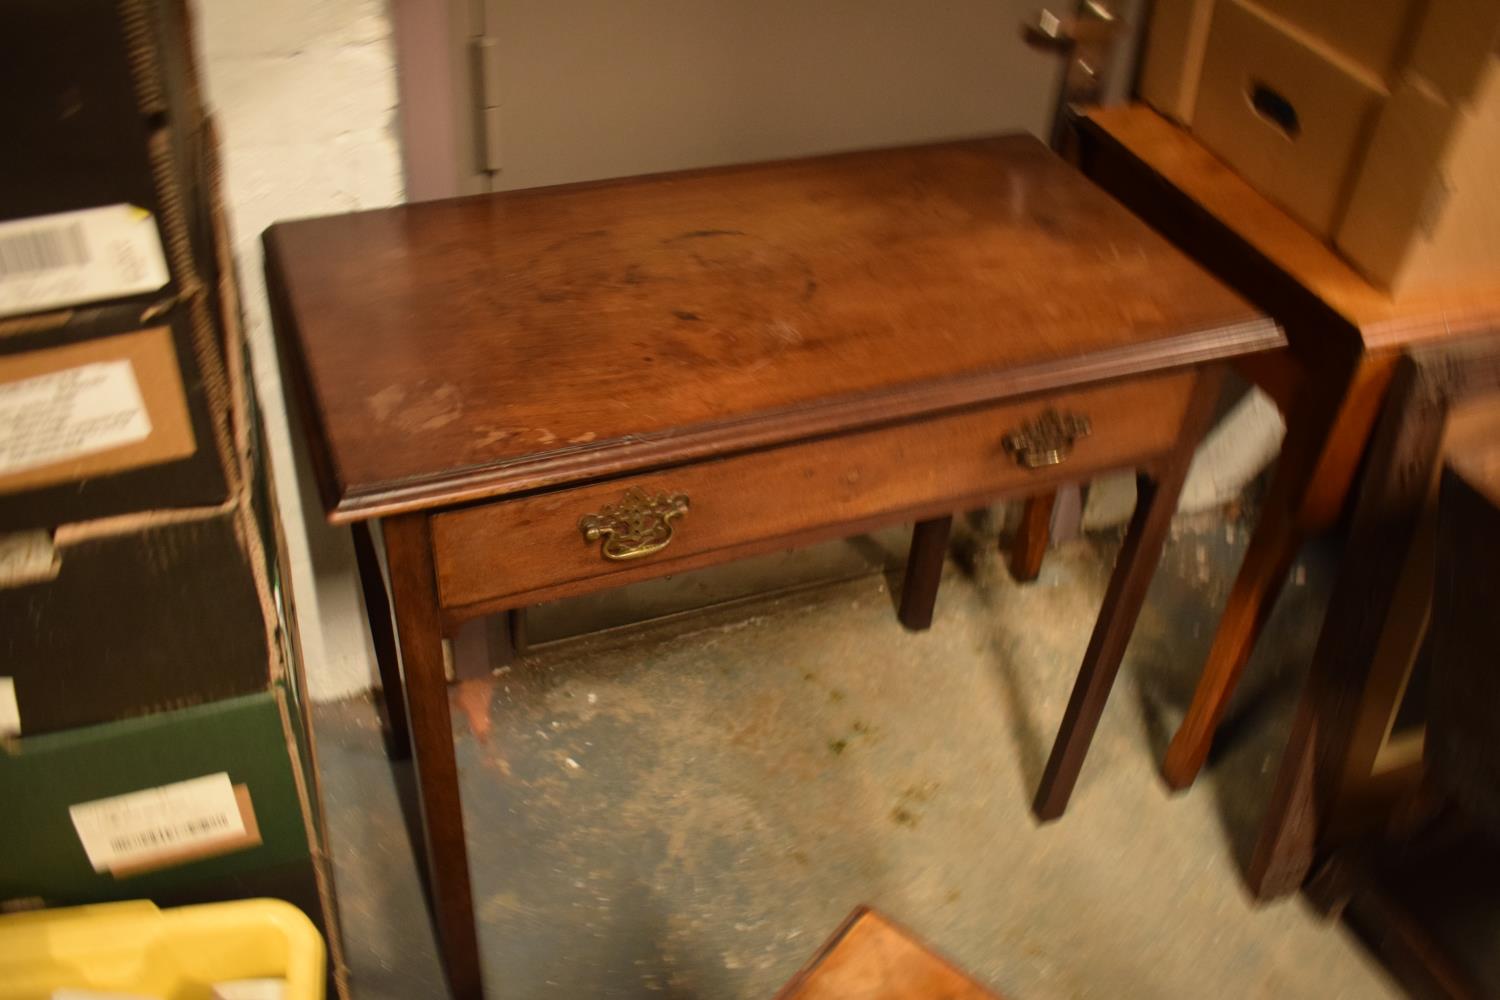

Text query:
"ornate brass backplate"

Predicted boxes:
[[1003, 409, 1092, 468], [578, 488, 690, 561]]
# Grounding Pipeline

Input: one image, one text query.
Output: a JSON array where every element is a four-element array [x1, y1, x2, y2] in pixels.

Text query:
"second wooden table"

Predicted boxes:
[[1072, 105, 1500, 897]]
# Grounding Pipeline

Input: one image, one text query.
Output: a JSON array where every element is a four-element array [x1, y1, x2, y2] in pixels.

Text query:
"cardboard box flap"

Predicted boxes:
[[1407, 0, 1500, 104], [1255, 0, 1423, 80]]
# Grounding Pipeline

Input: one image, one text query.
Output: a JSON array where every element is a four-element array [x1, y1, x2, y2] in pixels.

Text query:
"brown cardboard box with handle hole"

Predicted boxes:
[[1336, 59, 1500, 294], [1191, 0, 1388, 236]]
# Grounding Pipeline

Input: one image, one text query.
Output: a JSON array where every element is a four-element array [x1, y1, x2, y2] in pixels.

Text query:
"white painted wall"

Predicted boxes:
[[197, 0, 402, 701]]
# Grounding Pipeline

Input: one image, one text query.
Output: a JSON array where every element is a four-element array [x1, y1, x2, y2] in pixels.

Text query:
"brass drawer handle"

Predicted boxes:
[[1003, 409, 1092, 468], [579, 488, 690, 561]]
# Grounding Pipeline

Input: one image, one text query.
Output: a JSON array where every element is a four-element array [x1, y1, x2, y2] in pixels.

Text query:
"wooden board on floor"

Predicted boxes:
[[776, 907, 1005, 1000]]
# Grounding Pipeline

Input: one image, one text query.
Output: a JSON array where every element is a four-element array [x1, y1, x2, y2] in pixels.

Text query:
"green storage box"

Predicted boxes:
[[1, 688, 317, 903]]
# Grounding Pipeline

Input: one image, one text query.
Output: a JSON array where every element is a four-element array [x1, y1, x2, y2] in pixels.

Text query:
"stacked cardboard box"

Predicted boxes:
[[0, 2, 345, 993], [1337, 43, 1500, 292], [1137, 0, 1500, 294]]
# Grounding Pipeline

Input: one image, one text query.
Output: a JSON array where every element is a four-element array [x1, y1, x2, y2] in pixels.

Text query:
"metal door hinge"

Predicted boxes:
[[471, 35, 502, 173]]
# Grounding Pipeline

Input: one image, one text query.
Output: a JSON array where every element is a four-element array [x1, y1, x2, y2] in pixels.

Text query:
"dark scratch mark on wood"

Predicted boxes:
[[664, 229, 747, 243]]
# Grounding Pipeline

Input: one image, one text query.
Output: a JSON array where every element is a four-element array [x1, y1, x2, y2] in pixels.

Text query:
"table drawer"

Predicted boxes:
[[431, 371, 1198, 611]]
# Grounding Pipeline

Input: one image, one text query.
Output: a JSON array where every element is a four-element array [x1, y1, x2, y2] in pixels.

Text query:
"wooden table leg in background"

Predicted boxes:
[[1248, 349, 1500, 898], [898, 515, 954, 631], [1161, 492, 1301, 787], [1008, 491, 1057, 582], [1161, 354, 1395, 790], [1034, 368, 1225, 821], [383, 513, 484, 1000], [507, 608, 528, 655], [351, 519, 410, 761]]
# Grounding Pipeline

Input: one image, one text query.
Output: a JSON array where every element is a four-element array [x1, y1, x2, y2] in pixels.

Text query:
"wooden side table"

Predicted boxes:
[[1070, 105, 1500, 895], [266, 134, 1277, 996]]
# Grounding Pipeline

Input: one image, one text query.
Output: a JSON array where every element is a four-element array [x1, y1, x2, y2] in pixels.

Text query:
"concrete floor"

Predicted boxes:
[[312, 508, 1399, 999]]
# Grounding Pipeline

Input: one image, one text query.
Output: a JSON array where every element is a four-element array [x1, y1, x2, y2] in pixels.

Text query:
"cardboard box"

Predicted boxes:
[[1138, 0, 1217, 124], [1405, 0, 1500, 104], [0, 451, 277, 736], [1336, 60, 1500, 293], [0, 293, 234, 529], [0, 0, 209, 314], [1253, 0, 1421, 80], [0, 284, 279, 740], [1162, 0, 1500, 96], [0, 506, 275, 737], [0, 0, 234, 525], [1192, 0, 1388, 235], [0, 104, 288, 743]]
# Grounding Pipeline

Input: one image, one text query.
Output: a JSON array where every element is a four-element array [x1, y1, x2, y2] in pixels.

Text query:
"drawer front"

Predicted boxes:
[[432, 371, 1197, 611]]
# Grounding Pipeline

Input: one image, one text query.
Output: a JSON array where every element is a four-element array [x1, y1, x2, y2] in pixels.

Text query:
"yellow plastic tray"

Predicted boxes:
[[0, 898, 324, 1000]]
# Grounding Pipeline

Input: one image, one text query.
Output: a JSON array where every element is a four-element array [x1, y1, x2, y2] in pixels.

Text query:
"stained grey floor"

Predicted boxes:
[[311, 509, 1398, 998]]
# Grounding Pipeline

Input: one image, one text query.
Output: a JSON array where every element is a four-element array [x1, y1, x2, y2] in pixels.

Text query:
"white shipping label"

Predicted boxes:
[[69, 773, 246, 873], [0, 360, 153, 476], [0, 204, 170, 318], [0, 677, 18, 738]]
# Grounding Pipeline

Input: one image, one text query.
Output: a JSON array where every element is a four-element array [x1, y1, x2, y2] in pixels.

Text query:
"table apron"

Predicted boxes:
[[431, 370, 1199, 622]]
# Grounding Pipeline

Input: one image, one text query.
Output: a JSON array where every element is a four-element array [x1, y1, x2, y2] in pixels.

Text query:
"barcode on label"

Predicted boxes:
[[107, 811, 232, 855], [0, 223, 89, 277]]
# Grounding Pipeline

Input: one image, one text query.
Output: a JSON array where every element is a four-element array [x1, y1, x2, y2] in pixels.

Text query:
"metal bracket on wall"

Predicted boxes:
[[1023, 0, 1127, 153]]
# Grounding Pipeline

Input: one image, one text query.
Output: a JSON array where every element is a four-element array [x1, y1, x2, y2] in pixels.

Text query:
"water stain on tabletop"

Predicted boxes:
[[366, 381, 463, 432]]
